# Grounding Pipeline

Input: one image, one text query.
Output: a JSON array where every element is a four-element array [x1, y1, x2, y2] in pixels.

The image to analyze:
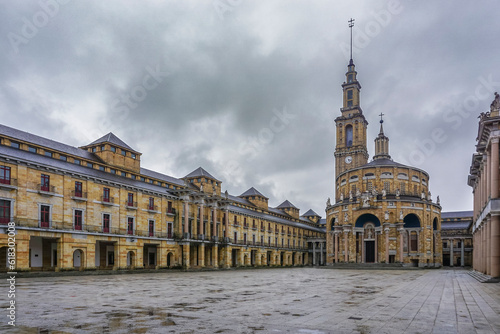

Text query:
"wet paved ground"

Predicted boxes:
[[1, 268, 499, 333]]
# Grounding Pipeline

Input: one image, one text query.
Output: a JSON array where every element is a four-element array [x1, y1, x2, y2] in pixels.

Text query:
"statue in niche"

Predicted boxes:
[[344, 212, 349, 222], [382, 189, 386, 197], [200, 183, 204, 192], [372, 188, 378, 197], [385, 211, 389, 221], [356, 189, 361, 198], [396, 188, 400, 197], [421, 191, 426, 200], [349, 190, 353, 201], [340, 193, 344, 201], [428, 191, 432, 201], [362, 194, 370, 208], [399, 210, 404, 221]]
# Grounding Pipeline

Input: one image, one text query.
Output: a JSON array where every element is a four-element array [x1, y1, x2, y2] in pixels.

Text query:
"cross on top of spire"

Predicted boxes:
[[379, 112, 385, 123], [348, 18, 355, 61]]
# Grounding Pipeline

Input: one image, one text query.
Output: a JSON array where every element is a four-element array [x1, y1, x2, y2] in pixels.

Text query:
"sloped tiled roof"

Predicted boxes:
[[140, 167, 185, 186], [88, 132, 137, 152], [441, 211, 473, 219], [302, 209, 320, 217], [0, 123, 99, 162], [276, 200, 298, 209], [240, 187, 268, 199], [183, 167, 220, 181]]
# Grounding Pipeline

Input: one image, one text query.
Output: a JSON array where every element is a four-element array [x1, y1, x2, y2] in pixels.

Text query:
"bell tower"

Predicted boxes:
[[334, 19, 369, 179]]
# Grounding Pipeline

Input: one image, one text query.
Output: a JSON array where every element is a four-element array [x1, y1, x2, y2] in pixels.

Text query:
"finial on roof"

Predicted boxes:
[[348, 18, 355, 62]]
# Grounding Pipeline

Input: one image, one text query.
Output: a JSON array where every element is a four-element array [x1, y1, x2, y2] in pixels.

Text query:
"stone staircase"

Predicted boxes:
[[467, 270, 500, 283]]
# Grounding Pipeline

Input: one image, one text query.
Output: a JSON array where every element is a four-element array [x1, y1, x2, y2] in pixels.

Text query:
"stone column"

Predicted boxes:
[[399, 228, 404, 263], [212, 245, 219, 268], [224, 209, 229, 238], [491, 138, 499, 198], [183, 243, 190, 269], [385, 227, 390, 263], [450, 238, 454, 267], [461, 238, 465, 267], [344, 231, 349, 262], [375, 231, 378, 263], [312, 242, 316, 265], [487, 150, 491, 199], [198, 244, 205, 267], [320, 242, 324, 265], [212, 208, 217, 239], [183, 201, 189, 238], [334, 232, 339, 263], [361, 232, 365, 263], [491, 214, 500, 277], [482, 224, 487, 273], [487, 217, 491, 275], [199, 204, 205, 237]]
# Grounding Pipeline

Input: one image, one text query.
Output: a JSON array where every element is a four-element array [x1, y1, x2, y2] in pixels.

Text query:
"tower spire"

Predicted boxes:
[[373, 114, 391, 160], [348, 18, 355, 63]]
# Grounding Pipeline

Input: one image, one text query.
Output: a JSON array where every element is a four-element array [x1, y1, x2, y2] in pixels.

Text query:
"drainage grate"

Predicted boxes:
[[348, 316, 363, 320]]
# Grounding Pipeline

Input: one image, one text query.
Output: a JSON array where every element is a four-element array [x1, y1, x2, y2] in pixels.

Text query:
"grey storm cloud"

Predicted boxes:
[[0, 0, 499, 216]]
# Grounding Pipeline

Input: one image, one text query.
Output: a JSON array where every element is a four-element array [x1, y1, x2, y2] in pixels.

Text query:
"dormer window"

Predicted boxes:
[[110, 147, 116, 153], [100, 145, 105, 151], [121, 149, 126, 156], [92, 147, 96, 153], [131, 153, 136, 159]]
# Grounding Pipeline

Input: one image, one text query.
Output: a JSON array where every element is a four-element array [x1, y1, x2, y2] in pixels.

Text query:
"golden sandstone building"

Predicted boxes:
[[0, 55, 447, 272], [325, 59, 442, 267], [0, 128, 326, 271]]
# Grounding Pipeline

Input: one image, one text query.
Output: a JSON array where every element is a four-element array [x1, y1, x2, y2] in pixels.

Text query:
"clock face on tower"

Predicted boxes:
[[345, 156, 352, 164]]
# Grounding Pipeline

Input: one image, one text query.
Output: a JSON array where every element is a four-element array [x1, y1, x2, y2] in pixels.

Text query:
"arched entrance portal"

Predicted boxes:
[[167, 252, 173, 267], [355, 214, 381, 264]]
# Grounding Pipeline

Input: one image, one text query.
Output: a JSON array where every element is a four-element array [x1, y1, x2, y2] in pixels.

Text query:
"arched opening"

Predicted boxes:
[[345, 125, 353, 147], [73, 249, 83, 269], [330, 218, 336, 230], [404, 214, 421, 228], [433, 218, 438, 230], [355, 214, 381, 228], [167, 252, 173, 268], [243, 254, 248, 266], [127, 251, 135, 268], [261, 254, 266, 266]]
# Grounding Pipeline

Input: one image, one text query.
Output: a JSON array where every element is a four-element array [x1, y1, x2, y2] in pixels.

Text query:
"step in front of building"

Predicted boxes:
[[467, 270, 500, 283]]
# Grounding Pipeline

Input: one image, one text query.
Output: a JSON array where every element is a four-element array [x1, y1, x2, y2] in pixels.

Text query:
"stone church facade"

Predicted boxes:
[[325, 58, 442, 267]]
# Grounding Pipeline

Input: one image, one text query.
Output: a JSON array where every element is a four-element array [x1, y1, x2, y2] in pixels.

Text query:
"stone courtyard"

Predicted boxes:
[[1, 268, 499, 333]]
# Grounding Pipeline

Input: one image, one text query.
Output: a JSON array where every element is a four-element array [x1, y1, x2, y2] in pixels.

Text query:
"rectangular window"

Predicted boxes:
[[121, 149, 126, 156], [410, 232, 418, 252], [110, 169, 116, 174], [252, 234, 255, 245], [367, 182, 373, 192], [41, 174, 50, 192], [87, 162, 93, 168], [149, 197, 154, 210], [0, 166, 11, 185], [131, 153, 136, 159], [127, 217, 134, 235], [401, 183, 406, 194], [40, 205, 50, 228], [100, 145, 105, 151], [74, 181, 82, 197], [347, 89, 353, 107], [59, 155, 67, 161], [92, 147, 96, 153], [10, 141, 20, 149], [121, 171, 126, 177], [167, 222, 173, 238], [275, 237, 278, 246], [234, 232, 237, 243], [74, 210, 83, 230], [28, 146, 37, 153], [103, 214, 110, 233], [243, 233, 247, 244], [0, 200, 10, 224], [351, 185, 356, 196], [44, 151, 53, 158], [149, 220, 154, 237], [111, 147, 116, 153], [99, 166, 105, 171], [103, 188, 110, 202], [74, 159, 80, 165], [384, 182, 390, 193], [140, 177, 145, 182], [167, 201, 173, 214]]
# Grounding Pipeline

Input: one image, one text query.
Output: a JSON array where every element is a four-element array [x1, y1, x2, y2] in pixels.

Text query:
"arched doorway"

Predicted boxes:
[[167, 252, 173, 267], [73, 249, 83, 269], [355, 214, 380, 263], [261, 254, 266, 266], [127, 251, 135, 268], [243, 254, 248, 266]]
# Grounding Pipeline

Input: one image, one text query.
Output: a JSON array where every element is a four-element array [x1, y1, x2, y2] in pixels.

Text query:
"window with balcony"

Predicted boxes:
[[40, 174, 50, 192], [40, 205, 50, 228], [74, 210, 83, 230], [127, 217, 134, 235], [0, 166, 11, 185], [103, 214, 110, 233], [74, 182, 82, 197], [149, 220, 154, 237], [103, 188, 110, 202], [0, 200, 10, 224]]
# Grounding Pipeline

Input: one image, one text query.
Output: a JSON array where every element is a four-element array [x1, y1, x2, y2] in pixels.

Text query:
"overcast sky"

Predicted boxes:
[[1, 1, 499, 217]]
